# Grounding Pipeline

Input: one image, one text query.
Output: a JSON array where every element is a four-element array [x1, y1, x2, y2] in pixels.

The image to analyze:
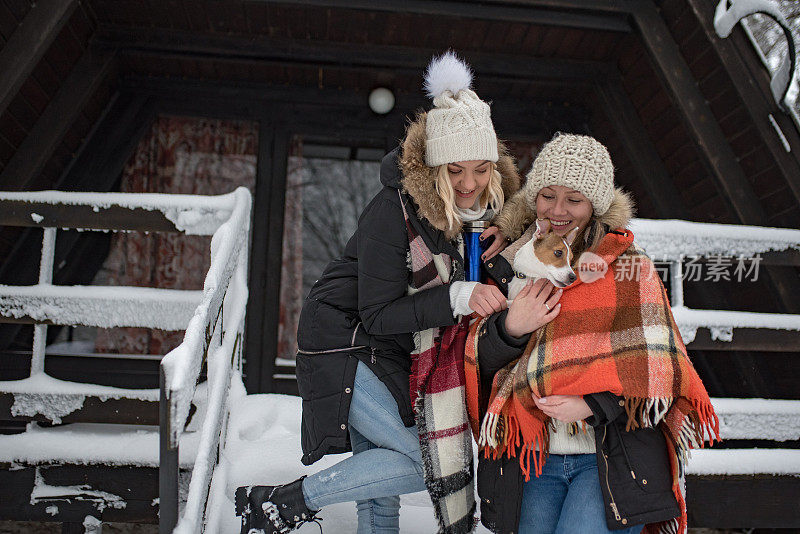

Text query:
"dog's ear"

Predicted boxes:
[[534, 218, 550, 239], [565, 226, 580, 246]]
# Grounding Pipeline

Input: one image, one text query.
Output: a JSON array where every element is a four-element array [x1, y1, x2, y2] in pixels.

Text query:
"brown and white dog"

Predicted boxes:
[[506, 219, 578, 300]]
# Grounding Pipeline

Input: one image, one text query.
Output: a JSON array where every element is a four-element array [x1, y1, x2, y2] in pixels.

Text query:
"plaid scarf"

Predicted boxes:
[[464, 230, 719, 534], [399, 191, 475, 534]]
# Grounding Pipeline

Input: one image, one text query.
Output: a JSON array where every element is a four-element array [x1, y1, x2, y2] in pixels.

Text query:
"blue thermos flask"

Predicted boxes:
[[463, 221, 490, 282]]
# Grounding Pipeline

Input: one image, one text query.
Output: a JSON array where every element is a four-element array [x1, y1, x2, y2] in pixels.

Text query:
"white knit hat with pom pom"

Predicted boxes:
[[423, 51, 498, 166]]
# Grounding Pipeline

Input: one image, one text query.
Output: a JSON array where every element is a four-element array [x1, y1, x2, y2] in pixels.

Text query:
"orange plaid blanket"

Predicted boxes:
[[464, 230, 719, 534]]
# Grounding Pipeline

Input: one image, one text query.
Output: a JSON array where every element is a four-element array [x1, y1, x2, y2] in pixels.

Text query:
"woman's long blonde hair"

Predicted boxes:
[[434, 162, 505, 233]]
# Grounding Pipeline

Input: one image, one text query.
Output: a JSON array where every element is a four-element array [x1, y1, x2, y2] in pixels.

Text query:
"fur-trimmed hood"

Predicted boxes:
[[394, 112, 522, 241], [493, 186, 636, 242]]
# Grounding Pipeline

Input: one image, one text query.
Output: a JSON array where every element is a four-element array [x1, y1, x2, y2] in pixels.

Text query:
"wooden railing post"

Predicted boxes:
[[159, 366, 179, 534], [30, 227, 56, 376]]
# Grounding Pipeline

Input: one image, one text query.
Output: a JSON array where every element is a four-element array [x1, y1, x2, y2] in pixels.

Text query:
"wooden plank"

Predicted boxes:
[[594, 77, 690, 218], [257, 0, 633, 32], [96, 26, 613, 83], [684, 0, 800, 207], [686, 474, 800, 528], [0, 199, 181, 232], [0, 464, 179, 523], [0, 45, 117, 191], [0, 0, 78, 118], [0, 392, 158, 425], [687, 328, 800, 352]]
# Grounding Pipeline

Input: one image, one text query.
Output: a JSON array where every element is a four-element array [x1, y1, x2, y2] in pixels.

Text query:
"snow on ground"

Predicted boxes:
[[206, 392, 493, 534]]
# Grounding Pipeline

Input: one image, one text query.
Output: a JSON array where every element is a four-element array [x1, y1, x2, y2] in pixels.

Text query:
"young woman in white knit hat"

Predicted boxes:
[[234, 52, 521, 534], [466, 133, 718, 534]]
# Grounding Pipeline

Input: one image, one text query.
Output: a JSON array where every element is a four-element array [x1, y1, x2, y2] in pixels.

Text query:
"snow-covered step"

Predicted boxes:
[[0, 373, 159, 425], [713, 397, 800, 441], [0, 284, 202, 330], [0, 422, 198, 468]]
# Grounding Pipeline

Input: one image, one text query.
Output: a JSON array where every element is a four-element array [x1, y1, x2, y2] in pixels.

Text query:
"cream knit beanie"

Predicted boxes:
[[525, 133, 614, 215], [423, 52, 498, 166]]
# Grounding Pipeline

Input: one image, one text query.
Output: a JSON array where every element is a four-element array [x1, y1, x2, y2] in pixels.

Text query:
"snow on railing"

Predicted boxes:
[[159, 187, 251, 533], [630, 218, 800, 344], [0, 187, 252, 533]]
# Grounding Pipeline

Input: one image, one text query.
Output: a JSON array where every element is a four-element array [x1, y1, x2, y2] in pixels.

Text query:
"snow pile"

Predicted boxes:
[[11, 392, 85, 424], [713, 398, 800, 441], [0, 284, 201, 330], [671, 306, 800, 343], [0, 189, 241, 235], [629, 218, 800, 259], [205, 392, 465, 534]]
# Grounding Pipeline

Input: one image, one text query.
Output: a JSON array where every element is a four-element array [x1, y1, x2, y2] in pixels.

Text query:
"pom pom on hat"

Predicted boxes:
[[423, 51, 498, 166], [424, 51, 473, 100]]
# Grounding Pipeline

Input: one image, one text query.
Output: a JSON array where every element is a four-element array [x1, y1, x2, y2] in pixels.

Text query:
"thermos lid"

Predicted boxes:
[[463, 220, 491, 231]]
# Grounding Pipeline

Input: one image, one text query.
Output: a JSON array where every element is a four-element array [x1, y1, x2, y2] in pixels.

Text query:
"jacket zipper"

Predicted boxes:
[[601, 426, 622, 522], [297, 345, 367, 355], [370, 347, 376, 364]]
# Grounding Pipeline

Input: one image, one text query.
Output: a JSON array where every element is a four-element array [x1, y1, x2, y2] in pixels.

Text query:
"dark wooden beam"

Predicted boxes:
[[0, 200, 182, 233], [96, 26, 612, 83], [629, 2, 800, 315], [594, 77, 690, 218], [58, 92, 156, 192], [687, 474, 800, 527], [0, 46, 117, 191], [685, 0, 800, 207], [630, 3, 764, 225], [248, 0, 633, 32], [0, 0, 78, 117], [687, 328, 800, 352]]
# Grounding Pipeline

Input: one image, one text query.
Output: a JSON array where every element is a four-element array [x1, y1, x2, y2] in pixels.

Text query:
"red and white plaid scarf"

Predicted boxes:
[[399, 191, 475, 534]]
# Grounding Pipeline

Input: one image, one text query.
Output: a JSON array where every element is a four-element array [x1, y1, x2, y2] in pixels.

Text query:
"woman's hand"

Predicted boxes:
[[504, 279, 562, 337], [468, 283, 508, 317], [532, 394, 593, 423], [480, 226, 508, 261]]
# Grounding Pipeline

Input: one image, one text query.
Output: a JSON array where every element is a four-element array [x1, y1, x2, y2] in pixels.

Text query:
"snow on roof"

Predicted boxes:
[[0, 189, 242, 235], [629, 218, 800, 259], [0, 422, 198, 468], [0, 284, 201, 329]]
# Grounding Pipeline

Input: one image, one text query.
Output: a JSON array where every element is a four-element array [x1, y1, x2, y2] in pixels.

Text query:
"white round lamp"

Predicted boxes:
[[368, 87, 395, 114]]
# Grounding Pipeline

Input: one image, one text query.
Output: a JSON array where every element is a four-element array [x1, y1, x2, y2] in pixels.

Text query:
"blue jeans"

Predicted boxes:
[[302, 361, 426, 533], [519, 453, 644, 534]]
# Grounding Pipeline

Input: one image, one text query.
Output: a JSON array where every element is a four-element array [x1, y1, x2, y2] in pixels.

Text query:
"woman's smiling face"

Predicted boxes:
[[448, 160, 491, 209], [535, 185, 593, 236]]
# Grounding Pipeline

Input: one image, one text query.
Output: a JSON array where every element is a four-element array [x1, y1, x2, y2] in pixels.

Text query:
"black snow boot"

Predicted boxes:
[[235, 476, 319, 534]]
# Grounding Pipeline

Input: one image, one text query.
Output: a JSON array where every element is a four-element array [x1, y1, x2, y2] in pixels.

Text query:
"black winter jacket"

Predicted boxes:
[[295, 147, 459, 465], [475, 253, 680, 533]]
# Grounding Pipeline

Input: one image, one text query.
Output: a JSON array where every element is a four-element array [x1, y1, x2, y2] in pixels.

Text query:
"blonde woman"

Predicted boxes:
[[235, 52, 520, 534]]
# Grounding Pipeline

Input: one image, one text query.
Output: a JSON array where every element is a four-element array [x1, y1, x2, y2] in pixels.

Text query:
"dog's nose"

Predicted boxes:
[[568, 273, 577, 283]]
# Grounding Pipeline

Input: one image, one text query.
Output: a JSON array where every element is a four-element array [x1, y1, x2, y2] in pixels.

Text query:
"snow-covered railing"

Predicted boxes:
[[629, 218, 800, 347], [0, 188, 252, 533]]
